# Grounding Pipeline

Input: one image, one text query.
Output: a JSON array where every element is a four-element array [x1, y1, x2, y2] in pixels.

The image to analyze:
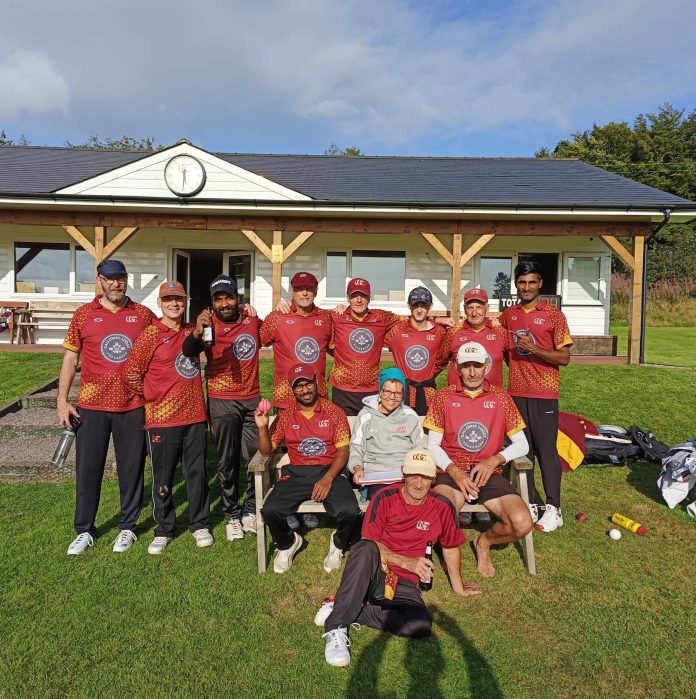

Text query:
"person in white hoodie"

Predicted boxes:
[[349, 367, 425, 499]]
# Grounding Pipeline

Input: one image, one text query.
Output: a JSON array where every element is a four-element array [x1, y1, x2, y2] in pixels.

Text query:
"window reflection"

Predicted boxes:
[[15, 243, 70, 294]]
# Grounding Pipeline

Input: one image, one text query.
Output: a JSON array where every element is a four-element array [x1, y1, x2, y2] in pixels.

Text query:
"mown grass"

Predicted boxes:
[[0, 352, 62, 404], [610, 325, 696, 367], [1, 348, 695, 698]]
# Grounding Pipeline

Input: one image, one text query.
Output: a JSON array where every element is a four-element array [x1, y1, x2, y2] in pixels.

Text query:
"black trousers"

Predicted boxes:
[[325, 539, 432, 638], [74, 406, 146, 536], [512, 396, 562, 508], [148, 422, 210, 536], [331, 387, 373, 416], [260, 465, 361, 551], [209, 397, 259, 520]]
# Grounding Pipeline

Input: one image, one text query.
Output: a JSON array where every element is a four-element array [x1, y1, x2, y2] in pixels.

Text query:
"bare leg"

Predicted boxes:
[[473, 494, 533, 578]]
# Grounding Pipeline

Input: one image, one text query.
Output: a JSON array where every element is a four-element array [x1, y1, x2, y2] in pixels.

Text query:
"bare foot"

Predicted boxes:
[[471, 534, 496, 578], [458, 582, 482, 596]]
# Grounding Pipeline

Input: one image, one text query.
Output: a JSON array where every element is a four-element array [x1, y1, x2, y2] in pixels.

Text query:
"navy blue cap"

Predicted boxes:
[[210, 274, 237, 298], [407, 286, 432, 306], [97, 259, 127, 277]]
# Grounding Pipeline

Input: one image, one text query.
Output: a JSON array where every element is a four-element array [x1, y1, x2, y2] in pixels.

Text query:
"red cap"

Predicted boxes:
[[159, 280, 187, 299], [464, 288, 488, 304], [347, 277, 371, 296], [290, 272, 318, 289], [287, 363, 317, 386]]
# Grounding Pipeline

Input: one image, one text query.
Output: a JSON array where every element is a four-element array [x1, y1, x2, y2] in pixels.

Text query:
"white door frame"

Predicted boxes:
[[172, 249, 192, 320], [223, 251, 255, 306]]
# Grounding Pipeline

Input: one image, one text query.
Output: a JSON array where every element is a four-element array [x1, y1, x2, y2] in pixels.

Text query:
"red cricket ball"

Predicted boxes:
[[575, 512, 588, 522], [258, 398, 272, 413]]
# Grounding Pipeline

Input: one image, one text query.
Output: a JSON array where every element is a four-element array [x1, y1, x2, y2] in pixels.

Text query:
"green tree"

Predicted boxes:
[[537, 104, 696, 281], [324, 143, 364, 156], [65, 135, 157, 151]]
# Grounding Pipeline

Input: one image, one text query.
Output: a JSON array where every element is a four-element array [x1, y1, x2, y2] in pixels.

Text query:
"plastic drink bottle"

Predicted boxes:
[[419, 541, 434, 591], [611, 513, 647, 535], [51, 414, 81, 469]]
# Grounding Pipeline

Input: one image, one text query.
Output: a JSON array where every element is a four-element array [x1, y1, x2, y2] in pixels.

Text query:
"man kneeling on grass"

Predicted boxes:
[[425, 342, 533, 578], [315, 449, 481, 668]]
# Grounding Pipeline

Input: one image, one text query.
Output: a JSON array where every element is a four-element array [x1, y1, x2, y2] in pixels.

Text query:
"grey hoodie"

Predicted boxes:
[[348, 394, 425, 474]]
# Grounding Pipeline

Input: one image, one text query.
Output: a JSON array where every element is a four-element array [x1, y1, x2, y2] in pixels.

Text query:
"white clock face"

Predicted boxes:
[[164, 155, 206, 196]]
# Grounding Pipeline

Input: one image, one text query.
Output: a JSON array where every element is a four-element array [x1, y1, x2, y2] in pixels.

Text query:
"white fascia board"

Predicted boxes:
[[0, 196, 693, 222], [55, 142, 311, 201]]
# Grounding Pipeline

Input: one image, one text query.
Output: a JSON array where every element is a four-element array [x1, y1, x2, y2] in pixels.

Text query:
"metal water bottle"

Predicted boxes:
[[419, 540, 434, 591], [51, 414, 81, 469]]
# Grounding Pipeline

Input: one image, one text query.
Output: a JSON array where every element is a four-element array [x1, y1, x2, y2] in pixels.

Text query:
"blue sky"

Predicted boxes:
[[1, 0, 694, 157]]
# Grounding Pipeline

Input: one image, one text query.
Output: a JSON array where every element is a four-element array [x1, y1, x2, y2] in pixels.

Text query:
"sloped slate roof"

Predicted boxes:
[[0, 145, 693, 209]]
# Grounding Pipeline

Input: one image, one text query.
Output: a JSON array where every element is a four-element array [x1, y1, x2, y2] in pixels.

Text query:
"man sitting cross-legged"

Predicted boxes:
[[316, 449, 481, 668], [425, 342, 533, 578], [348, 367, 425, 500], [256, 364, 361, 574]]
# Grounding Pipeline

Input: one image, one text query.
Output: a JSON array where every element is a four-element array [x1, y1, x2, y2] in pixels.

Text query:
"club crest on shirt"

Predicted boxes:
[[233, 333, 257, 361], [416, 520, 431, 531], [405, 344, 429, 371], [349, 328, 374, 353], [100, 333, 132, 363], [298, 437, 327, 457], [174, 353, 200, 379], [295, 336, 321, 363], [457, 421, 489, 452], [513, 329, 536, 356]]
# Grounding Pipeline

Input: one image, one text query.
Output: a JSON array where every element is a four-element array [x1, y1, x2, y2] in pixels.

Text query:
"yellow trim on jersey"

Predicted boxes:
[[423, 421, 443, 433], [335, 439, 350, 448], [506, 422, 526, 438], [300, 411, 315, 420], [63, 341, 80, 352], [556, 338, 573, 349]]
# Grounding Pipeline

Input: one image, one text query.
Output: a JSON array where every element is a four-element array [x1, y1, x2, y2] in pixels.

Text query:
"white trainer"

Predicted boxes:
[[67, 532, 94, 556], [314, 595, 336, 627], [323, 627, 351, 667], [112, 530, 137, 552], [273, 532, 303, 574], [535, 504, 563, 532], [226, 519, 244, 541], [193, 528, 214, 548], [323, 531, 344, 573], [528, 503, 545, 524], [241, 513, 257, 535], [148, 536, 172, 555]]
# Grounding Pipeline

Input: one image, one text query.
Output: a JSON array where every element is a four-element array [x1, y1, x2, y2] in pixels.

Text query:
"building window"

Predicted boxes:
[[565, 255, 602, 303], [479, 257, 512, 299], [325, 250, 406, 302], [15, 242, 94, 294]]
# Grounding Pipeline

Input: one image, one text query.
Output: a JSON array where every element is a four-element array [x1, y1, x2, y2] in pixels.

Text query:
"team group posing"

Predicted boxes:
[[56, 257, 573, 667]]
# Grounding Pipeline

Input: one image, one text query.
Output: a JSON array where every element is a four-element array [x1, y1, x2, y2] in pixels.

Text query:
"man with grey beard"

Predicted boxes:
[[58, 259, 154, 556]]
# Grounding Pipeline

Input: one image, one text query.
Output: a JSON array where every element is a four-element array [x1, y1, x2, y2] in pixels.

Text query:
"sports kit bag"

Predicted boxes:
[[629, 426, 671, 463], [583, 434, 640, 466]]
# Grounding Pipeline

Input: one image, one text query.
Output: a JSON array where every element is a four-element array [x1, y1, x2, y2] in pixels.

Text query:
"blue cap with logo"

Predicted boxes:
[[210, 274, 238, 298], [97, 259, 127, 277]]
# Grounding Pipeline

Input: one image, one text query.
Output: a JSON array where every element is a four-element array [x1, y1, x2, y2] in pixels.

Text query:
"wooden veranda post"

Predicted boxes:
[[628, 235, 645, 365], [450, 234, 462, 323], [271, 230, 283, 308]]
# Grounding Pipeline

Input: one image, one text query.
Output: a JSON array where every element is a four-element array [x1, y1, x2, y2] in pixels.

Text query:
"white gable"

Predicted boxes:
[[55, 142, 311, 201]]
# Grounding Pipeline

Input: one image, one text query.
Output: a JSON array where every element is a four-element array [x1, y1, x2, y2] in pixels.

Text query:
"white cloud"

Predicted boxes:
[[0, 50, 70, 120]]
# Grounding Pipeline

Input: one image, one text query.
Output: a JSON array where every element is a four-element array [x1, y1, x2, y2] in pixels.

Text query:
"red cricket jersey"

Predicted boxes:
[[441, 320, 507, 388], [260, 304, 333, 409], [63, 296, 154, 412], [204, 313, 261, 400], [362, 485, 464, 584], [424, 381, 525, 473], [499, 302, 573, 399], [124, 319, 207, 429], [270, 398, 350, 466], [384, 319, 446, 409], [329, 308, 400, 393]]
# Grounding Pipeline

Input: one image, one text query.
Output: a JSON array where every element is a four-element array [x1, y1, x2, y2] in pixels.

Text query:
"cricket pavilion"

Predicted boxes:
[[0, 140, 694, 363]]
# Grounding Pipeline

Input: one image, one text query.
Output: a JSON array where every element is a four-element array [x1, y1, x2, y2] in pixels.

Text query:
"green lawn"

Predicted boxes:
[[0, 352, 63, 405], [610, 325, 696, 367], [1, 349, 695, 698]]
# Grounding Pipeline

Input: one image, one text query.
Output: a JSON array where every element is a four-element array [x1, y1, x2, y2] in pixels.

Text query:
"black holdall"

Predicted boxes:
[[628, 426, 671, 463]]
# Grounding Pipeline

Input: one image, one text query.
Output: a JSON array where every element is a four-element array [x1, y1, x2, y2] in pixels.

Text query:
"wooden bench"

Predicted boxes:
[[248, 415, 536, 575], [12, 301, 82, 343]]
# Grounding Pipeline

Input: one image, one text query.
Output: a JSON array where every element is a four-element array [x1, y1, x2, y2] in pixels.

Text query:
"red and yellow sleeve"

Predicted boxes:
[[498, 308, 509, 329], [502, 392, 526, 436], [123, 326, 157, 397], [270, 411, 287, 450], [63, 305, 88, 352], [330, 404, 351, 448], [552, 311, 573, 349], [259, 312, 278, 347], [423, 392, 445, 433]]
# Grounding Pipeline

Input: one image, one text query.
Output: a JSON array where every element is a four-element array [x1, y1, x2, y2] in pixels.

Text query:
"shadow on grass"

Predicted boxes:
[[346, 605, 500, 698], [625, 460, 665, 505]]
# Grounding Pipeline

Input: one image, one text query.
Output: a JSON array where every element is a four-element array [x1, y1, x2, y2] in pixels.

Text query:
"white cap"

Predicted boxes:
[[456, 341, 489, 365], [402, 449, 437, 478]]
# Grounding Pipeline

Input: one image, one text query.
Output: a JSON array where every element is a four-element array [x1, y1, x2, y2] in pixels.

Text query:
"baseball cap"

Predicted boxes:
[[347, 278, 371, 296], [158, 280, 187, 299], [96, 259, 127, 277], [456, 341, 489, 365], [290, 272, 318, 289], [402, 449, 436, 478], [464, 288, 488, 304], [210, 274, 237, 298], [288, 363, 317, 386], [407, 286, 433, 306]]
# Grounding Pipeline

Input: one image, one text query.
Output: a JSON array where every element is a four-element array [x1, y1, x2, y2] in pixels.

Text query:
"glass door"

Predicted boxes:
[[224, 252, 253, 306], [172, 249, 191, 321]]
